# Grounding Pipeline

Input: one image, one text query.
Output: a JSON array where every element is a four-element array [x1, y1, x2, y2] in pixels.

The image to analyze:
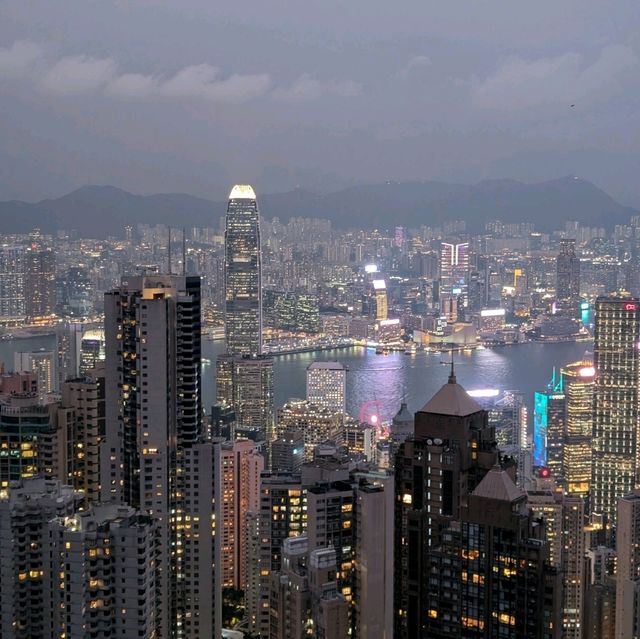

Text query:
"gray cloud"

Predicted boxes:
[[41, 54, 118, 94], [472, 44, 640, 112], [0, 40, 43, 77], [272, 74, 362, 101], [0, 41, 361, 105], [399, 55, 432, 78]]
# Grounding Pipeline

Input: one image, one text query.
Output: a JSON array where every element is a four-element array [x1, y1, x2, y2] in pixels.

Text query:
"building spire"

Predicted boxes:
[[448, 346, 456, 384]]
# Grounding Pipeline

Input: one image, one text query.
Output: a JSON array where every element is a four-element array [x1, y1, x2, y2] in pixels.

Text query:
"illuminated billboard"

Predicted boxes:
[[533, 392, 548, 467]]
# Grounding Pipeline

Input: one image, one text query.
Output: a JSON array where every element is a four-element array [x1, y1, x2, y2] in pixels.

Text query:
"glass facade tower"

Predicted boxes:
[[224, 184, 262, 357], [592, 296, 640, 524]]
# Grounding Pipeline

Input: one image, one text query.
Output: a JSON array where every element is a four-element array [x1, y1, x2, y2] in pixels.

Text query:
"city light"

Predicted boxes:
[[467, 389, 500, 398], [364, 264, 378, 273]]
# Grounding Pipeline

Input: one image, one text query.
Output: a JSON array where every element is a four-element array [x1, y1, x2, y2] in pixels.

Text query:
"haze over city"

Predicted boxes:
[[2, 2, 640, 639], [1, 0, 640, 205]]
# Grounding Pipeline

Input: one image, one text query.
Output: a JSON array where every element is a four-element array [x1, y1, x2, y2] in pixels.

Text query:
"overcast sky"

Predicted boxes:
[[1, 0, 640, 204]]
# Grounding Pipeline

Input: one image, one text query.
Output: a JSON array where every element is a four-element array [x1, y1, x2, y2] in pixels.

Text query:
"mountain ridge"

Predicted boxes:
[[0, 177, 635, 238]]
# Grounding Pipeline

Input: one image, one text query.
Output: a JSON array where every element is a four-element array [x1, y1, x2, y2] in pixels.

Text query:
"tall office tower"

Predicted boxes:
[[225, 184, 262, 356], [0, 477, 81, 639], [269, 537, 350, 639], [373, 278, 388, 320], [592, 296, 640, 524], [556, 239, 580, 308], [101, 274, 203, 638], [343, 419, 375, 461], [219, 439, 264, 589], [253, 472, 306, 637], [181, 442, 222, 639], [615, 489, 640, 638], [562, 360, 595, 496], [306, 361, 347, 414], [25, 247, 55, 322], [0, 394, 63, 487], [59, 368, 105, 504], [46, 503, 159, 638], [276, 399, 343, 460], [528, 479, 586, 638], [216, 353, 274, 442], [394, 368, 499, 637], [0, 244, 26, 326], [440, 241, 470, 314], [533, 369, 565, 477], [14, 349, 57, 397], [426, 468, 558, 638], [79, 328, 106, 375]]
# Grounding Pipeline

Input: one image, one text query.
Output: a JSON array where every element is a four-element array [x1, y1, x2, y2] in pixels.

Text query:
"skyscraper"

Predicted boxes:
[[394, 368, 500, 637], [556, 239, 580, 308], [592, 296, 640, 524], [218, 439, 264, 590], [25, 247, 55, 322], [306, 361, 347, 414], [0, 477, 81, 639], [562, 360, 595, 496], [0, 244, 26, 326], [216, 353, 274, 441], [101, 274, 204, 638], [225, 184, 262, 357], [440, 241, 470, 314]]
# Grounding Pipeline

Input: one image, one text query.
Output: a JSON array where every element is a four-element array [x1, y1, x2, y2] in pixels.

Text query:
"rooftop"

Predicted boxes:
[[419, 372, 483, 417], [472, 467, 524, 503], [229, 184, 256, 200]]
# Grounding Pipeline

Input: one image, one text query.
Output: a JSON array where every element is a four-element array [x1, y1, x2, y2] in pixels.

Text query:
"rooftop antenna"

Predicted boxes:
[[448, 345, 456, 384], [182, 226, 186, 275], [167, 226, 172, 275]]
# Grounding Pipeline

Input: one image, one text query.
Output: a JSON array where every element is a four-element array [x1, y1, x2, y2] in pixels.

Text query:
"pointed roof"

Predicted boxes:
[[393, 402, 412, 426], [472, 467, 524, 503], [419, 377, 483, 417]]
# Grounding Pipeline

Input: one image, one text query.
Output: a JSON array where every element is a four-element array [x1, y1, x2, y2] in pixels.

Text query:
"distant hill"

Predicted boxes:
[[0, 177, 635, 237]]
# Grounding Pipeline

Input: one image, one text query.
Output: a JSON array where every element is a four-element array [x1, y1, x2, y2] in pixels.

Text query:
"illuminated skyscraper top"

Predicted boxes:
[[225, 184, 262, 356]]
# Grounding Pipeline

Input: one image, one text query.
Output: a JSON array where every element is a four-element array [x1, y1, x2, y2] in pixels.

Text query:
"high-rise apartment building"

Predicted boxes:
[[615, 489, 640, 639], [556, 239, 580, 308], [252, 472, 306, 636], [0, 477, 82, 639], [440, 241, 470, 313], [592, 296, 640, 524], [218, 438, 264, 589], [59, 369, 105, 504], [0, 244, 26, 326], [14, 349, 57, 397], [562, 360, 595, 496], [46, 503, 159, 638], [269, 536, 350, 639], [0, 394, 63, 487], [25, 247, 55, 322], [306, 361, 347, 414], [225, 184, 262, 357], [426, 467, 558, 638], [101, 274, 205, 638]]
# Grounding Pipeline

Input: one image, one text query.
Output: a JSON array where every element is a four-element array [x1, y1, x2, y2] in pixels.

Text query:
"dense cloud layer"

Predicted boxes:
[[1, 0, 639, 204]]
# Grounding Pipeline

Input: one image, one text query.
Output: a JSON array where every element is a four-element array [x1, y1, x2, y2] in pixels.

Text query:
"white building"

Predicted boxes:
[[306, 361, 347, 414]]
